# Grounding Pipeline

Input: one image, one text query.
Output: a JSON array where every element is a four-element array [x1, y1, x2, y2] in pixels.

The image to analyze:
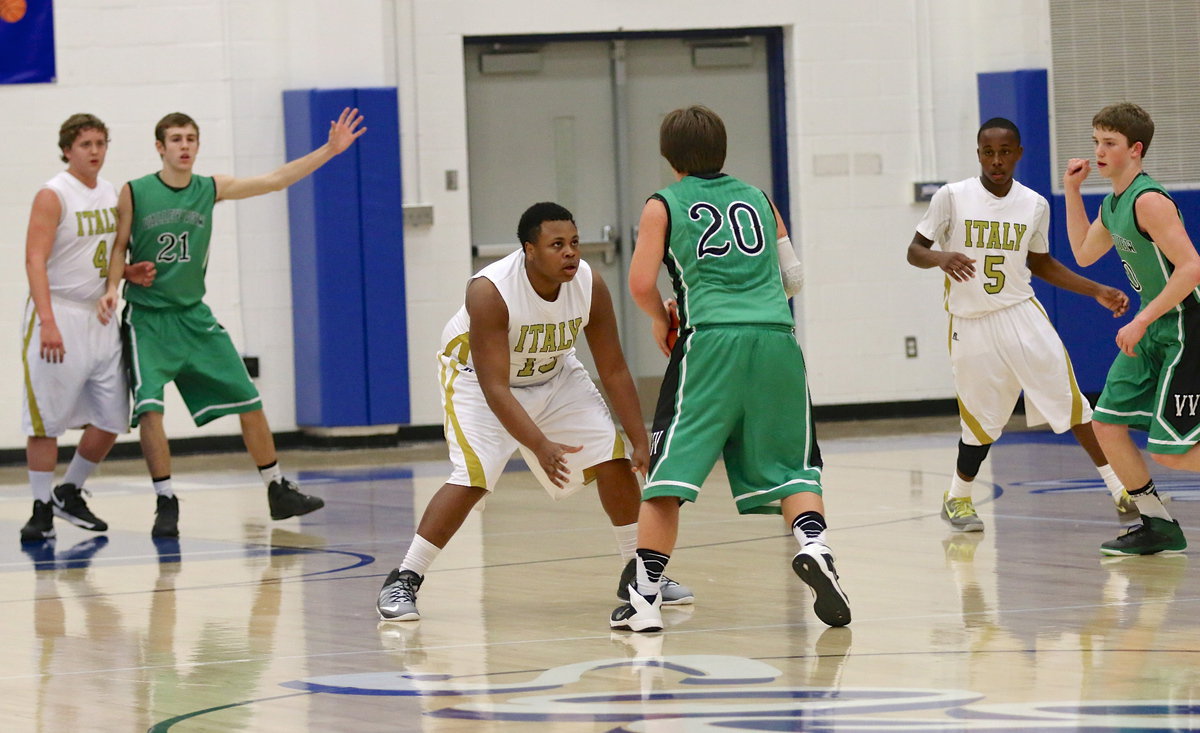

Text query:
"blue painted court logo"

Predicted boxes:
[[281, 655, 1200, 730], [1013, 476, 1200, 502]]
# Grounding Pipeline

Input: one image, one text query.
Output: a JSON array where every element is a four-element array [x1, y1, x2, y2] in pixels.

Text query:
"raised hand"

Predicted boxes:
[[328, 107, 367, 154], [1063, 158, 1091, 189]]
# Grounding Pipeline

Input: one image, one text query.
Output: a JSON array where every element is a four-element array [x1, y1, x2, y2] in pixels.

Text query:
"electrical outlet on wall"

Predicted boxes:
[[905, 336, 918, 358]]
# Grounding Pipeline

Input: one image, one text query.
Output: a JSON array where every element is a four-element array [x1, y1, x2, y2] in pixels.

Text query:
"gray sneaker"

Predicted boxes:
[[1114, 490, 1141, 526], [940, 491, 984, 532], [616, 558, 695, 605], [377, 568, 423, 621]]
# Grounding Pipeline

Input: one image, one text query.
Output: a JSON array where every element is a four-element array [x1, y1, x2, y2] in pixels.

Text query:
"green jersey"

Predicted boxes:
[[1101, 171, 1200, 313], [655, 173, 792, 329], [125, 173, 216, 309]]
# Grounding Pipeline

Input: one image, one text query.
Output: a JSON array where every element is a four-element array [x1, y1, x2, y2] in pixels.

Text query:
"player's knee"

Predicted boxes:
[[956, 439, 992, 479]]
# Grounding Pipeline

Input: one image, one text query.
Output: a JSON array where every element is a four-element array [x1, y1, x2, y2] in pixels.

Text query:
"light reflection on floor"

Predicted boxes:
[[0, 424, 1197, 732]]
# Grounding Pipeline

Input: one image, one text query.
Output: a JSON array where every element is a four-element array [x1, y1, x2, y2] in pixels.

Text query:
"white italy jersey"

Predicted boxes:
[[916, 177, 1049, 318], [42, 171, 119, 303], [440, 250, 593, 387]]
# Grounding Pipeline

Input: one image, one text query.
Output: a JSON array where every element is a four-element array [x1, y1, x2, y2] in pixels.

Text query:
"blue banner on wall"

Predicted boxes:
[[0, 0, 56, 84]]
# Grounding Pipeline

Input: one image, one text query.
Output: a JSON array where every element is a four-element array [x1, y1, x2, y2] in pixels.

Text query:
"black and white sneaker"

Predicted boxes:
[[792, 545, 851, 627], [268, 478, 325, 520], [20, 500, 56, 542], [616, 558, 695, 605], [610, 585, 663, 632], [152, 495, 180, 538], [377, 568, 423, 621], [51, 483, 108, 532]]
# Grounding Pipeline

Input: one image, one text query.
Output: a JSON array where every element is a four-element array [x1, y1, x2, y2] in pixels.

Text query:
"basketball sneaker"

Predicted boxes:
[[940, 491, 984, 532], [51, 483, 108, 532], [610, 586, 663, 632], [268, 478, 325, 520], [152, 494, 180, 538], [1114, 490, 1141, 526], [616, 558, 695, 605], [20, 500, 55, 542], [792, 544, 851, 627], [377, 568, 423, 621], [1100, 516, 1187, 556]]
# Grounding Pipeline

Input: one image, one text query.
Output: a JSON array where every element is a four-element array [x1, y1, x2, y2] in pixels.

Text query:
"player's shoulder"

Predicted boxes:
[[1007, 179, 1046, 204]]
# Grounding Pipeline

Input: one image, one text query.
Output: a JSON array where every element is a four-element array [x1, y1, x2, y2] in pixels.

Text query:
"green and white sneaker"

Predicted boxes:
[[940, 491, 983, 532], [1100, 516, 1187, 556]]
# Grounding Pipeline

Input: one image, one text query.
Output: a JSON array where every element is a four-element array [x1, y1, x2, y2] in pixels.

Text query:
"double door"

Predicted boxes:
[[465, 33, 777, 388]]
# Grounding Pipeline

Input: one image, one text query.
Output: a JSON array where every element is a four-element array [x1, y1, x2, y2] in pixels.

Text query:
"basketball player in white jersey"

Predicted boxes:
[[907, 117, 1133, 534], [19, 114, 155, 543], [377, 202, 692, 621]]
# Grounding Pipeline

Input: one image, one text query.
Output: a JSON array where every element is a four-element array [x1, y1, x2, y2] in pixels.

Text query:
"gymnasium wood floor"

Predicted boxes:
[[2, 417, 1198, 732]]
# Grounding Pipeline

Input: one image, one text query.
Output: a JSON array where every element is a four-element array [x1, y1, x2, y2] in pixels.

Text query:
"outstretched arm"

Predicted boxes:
[[214, 107, 366, 201], [584, 271, 650, 477], [1027, 252, 1128, 317]]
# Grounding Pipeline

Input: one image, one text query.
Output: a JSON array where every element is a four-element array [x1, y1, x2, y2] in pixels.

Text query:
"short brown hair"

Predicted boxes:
[[1093, 102, 1154, 157], [660, 105, 726, 175], [155, 112, 199, 144], [58, 113, 108, 163]]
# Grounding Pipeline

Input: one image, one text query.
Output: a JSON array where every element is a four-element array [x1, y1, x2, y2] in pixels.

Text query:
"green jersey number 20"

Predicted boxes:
[[690, 201, 766, 258]]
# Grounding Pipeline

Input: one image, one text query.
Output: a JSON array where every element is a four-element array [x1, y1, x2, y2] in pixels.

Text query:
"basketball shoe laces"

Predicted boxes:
[[386, 575, 418, 604], [57, 485, 95, 512]]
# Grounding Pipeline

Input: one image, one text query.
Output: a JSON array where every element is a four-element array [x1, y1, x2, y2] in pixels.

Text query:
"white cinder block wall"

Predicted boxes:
[[0, 0, 1051, 450]]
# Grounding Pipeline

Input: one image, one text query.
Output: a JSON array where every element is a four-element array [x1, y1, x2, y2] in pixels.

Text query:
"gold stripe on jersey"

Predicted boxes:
[[22, 300, 46, 437], [439, 344, 485, 488], [442, 331, 470, 365], [948, 316, 993, 442], [1030, 299, 1087, 427], [956, 395, 993, 446], [611, 432, 627, 461]]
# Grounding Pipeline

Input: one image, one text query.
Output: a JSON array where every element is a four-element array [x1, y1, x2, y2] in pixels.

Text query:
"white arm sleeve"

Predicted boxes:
[[777, 235, 803, 297]]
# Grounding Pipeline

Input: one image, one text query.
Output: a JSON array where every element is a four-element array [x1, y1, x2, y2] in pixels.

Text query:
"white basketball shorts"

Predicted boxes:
[[950, 297, 1091, 445], [22, 295, 129, 437], [439, 353, 627, 499]]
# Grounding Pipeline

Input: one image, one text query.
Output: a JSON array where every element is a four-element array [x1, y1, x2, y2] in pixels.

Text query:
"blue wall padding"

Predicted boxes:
[[976, 69, 1063, 332], [976, 70, 1107, 393], [283, 87, 408, 426], [354, 87, 410, 424], [978, 70, 1051, 196]]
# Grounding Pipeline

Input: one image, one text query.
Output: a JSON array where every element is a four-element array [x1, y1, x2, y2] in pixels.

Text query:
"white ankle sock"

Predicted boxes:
[[1097, 464, 1124, 501], [613, 522, 638, 562], [63, 454, 99, 488], [400, 534, 440, 577], [948, 474, 973, 500], [29, 470, 53, 503]]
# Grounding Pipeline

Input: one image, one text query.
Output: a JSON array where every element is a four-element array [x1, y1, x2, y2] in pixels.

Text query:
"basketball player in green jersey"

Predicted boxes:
[[610, 105, 849, 632], [100, 108, 365, 537], [1064, 102, 1197, 555]]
